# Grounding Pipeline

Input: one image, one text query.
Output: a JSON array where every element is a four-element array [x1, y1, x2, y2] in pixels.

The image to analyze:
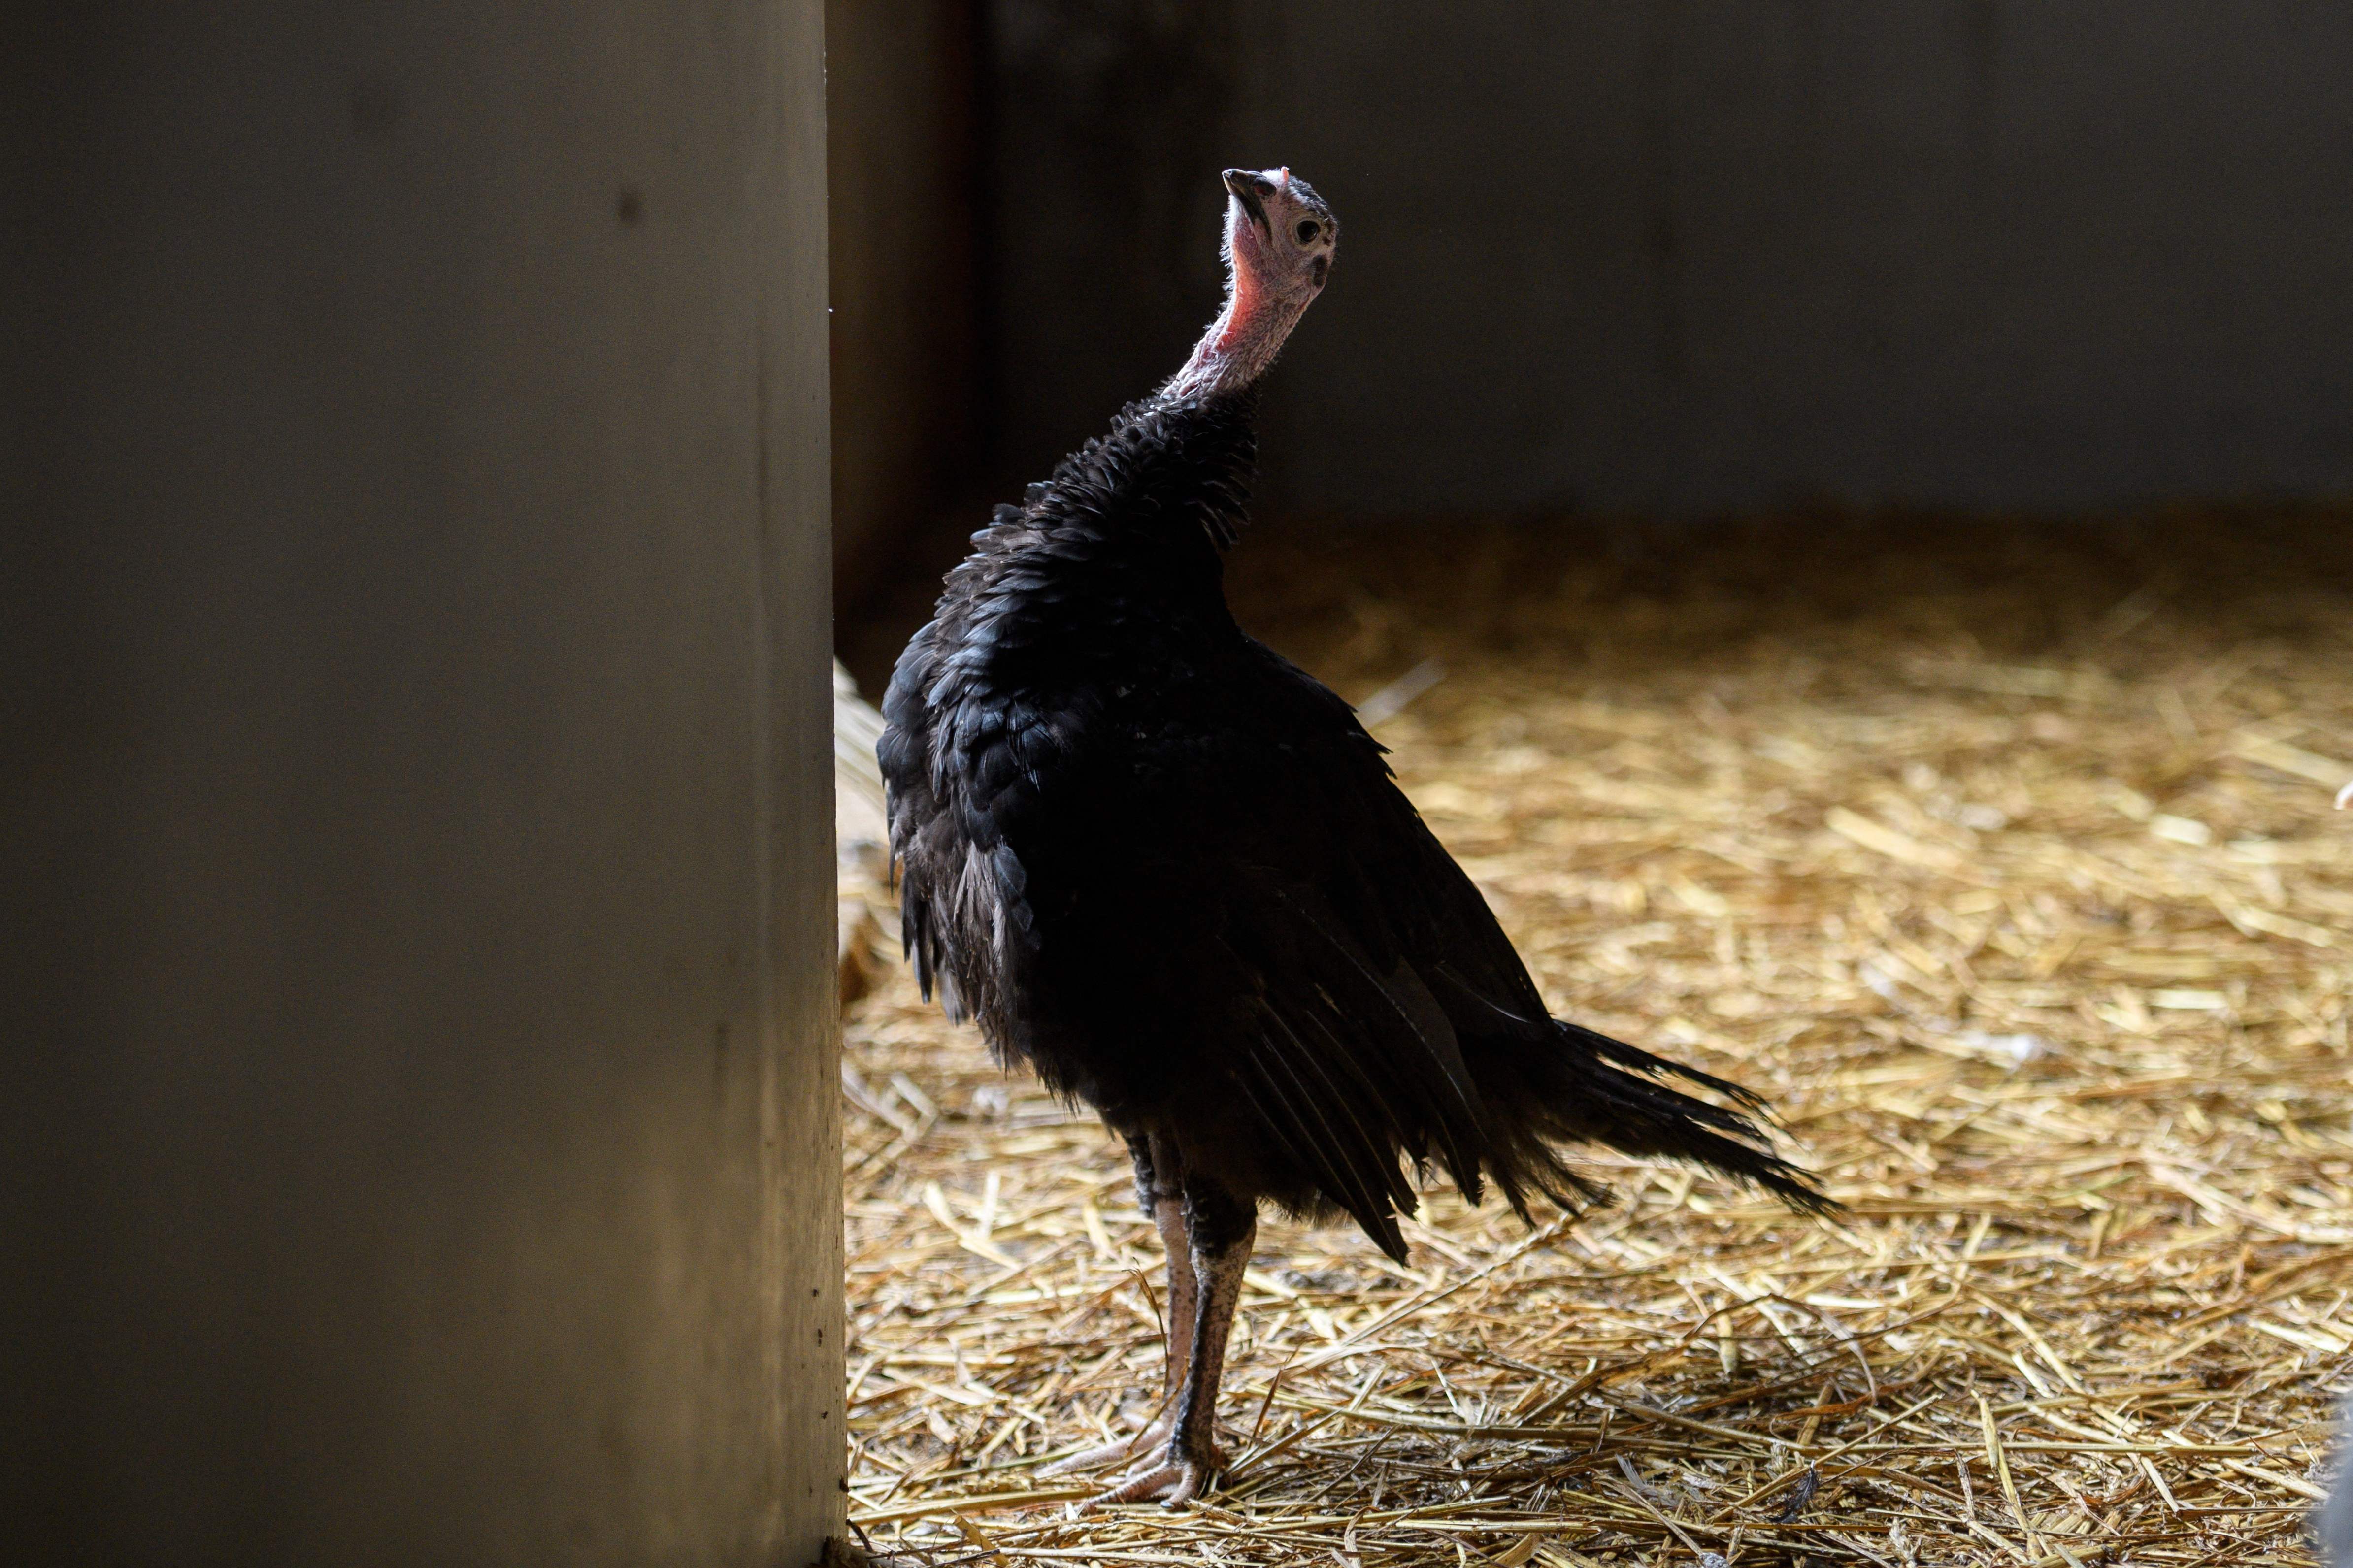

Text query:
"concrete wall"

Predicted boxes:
[[7, 3, 840, 1562], [985, 1, 2353, 516], [829, 0, 979, 608]]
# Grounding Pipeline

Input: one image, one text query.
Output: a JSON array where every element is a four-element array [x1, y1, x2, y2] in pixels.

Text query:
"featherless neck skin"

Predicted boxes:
[[1160, 286, 1314, 403]]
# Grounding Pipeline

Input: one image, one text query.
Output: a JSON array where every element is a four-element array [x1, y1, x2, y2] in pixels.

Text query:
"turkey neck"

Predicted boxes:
[[1160, 279, 1314, 402]]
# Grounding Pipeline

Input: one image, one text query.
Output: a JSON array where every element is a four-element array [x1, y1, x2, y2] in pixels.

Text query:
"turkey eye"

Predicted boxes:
[[1295, 220, 1319, 243]]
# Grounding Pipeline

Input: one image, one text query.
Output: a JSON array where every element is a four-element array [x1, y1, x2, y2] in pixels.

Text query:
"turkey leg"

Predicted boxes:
[[1087, 1177, 1256, 1507], [1045, 1134, 1197, 1474]]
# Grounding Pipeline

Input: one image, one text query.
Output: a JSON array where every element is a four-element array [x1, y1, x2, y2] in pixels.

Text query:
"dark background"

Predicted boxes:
[[834, 0, 2353, 625]]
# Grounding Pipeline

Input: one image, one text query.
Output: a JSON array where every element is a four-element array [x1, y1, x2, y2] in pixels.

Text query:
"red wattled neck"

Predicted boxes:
[[1161, 217, 1310, 401]]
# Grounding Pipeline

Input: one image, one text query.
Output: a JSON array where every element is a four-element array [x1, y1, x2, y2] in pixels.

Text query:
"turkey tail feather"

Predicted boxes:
[[1478, 1019, 1835, 1219]]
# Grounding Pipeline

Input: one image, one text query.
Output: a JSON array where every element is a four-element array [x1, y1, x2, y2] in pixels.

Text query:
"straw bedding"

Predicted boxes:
[[838, 513, 2353, 1568]]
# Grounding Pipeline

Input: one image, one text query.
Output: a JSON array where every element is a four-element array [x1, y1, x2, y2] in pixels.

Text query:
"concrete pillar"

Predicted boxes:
[[6, 3, 839, 1563]]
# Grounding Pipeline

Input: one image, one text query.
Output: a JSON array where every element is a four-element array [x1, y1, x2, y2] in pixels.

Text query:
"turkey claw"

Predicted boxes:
[[1041, 1419, 1170, 1476], [1075, 1439, 1226, 1510]]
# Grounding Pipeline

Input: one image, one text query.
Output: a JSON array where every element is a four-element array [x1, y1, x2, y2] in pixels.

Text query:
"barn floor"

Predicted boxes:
[[839, 513, 2353, 1568]]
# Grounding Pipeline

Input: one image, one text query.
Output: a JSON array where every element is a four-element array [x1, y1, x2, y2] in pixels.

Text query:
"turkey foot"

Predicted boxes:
[[1083, 1432, 1224, 1507], [1057, 1418, 1227, 1484]]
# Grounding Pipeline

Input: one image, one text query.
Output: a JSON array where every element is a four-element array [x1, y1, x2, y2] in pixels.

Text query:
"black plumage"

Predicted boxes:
[[880, 167, 1826, 1506]]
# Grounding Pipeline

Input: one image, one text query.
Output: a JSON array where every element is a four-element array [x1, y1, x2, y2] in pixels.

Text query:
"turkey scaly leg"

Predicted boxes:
[[1086, 1180, 1254, 1507], [1045, 1134, 1196, 1474]]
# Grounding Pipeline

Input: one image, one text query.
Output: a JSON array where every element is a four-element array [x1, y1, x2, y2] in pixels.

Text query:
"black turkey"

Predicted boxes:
[[879, 166, 1829, 1506]]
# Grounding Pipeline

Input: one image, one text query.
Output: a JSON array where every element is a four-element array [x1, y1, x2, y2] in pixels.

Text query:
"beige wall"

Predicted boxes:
[[7, 2, 841, 1561]]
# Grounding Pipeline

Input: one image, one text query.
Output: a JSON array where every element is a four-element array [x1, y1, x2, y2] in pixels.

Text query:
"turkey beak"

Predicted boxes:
[[1223, 168, 1274, 237]]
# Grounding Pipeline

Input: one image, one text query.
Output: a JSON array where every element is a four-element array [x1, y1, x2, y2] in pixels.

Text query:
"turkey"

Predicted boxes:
[[878, 166, 1830, 1507]]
